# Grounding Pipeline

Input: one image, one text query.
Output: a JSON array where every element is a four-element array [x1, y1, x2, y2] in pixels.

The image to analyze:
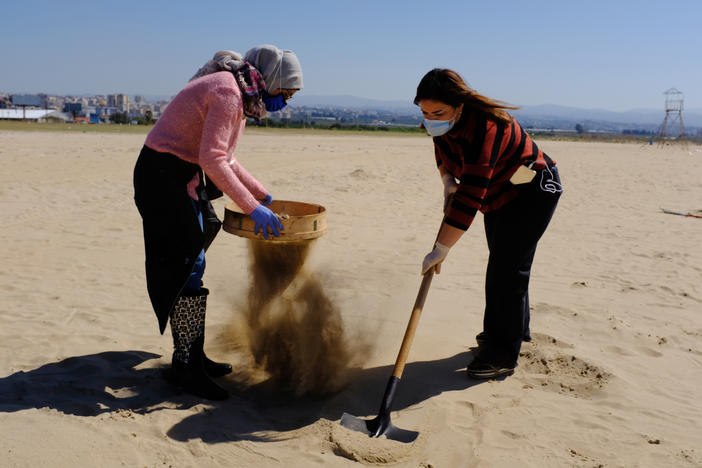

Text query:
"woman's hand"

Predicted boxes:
[[261, 194, 273, 206], [422, 222, 464, 274], [249, 205, 284, 240], [422, 242, 450, 275]]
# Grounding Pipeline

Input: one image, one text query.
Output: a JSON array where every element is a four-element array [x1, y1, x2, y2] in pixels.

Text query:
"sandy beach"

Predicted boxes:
[[1, 128, 701, 467]]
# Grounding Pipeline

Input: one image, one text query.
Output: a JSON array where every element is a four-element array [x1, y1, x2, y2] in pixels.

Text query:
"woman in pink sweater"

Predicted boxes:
[[133, 45, 303, 400]]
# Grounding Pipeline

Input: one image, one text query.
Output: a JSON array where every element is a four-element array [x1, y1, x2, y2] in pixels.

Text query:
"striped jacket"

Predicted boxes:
[[434, 112, 555, 231]]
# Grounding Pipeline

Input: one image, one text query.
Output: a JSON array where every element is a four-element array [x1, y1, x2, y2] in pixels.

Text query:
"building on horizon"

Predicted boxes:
[[107, 94, 130, 113], [10, 94, 48, 109]]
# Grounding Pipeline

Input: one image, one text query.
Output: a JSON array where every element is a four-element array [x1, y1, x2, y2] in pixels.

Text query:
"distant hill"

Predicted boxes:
[[292, 94, 416, 112], [291, 95, 702, 132], [513, 104, 702, 128]]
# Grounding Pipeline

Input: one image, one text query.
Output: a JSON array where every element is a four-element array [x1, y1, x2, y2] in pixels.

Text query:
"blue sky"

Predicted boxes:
[[1, 0, 700, 111]]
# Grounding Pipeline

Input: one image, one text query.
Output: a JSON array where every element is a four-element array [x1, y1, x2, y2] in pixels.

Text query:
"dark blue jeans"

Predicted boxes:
[[482, 166, 562, 363], [183, 198, 206, 294]]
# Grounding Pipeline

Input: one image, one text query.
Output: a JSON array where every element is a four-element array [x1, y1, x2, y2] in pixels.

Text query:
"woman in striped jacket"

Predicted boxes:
[[416, 68, 562, 379]]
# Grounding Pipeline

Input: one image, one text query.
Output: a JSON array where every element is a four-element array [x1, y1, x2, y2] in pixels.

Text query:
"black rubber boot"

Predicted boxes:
[[171, 336, 228, 400], [202, 353, 232, 378], [170, 290, 228, 400]]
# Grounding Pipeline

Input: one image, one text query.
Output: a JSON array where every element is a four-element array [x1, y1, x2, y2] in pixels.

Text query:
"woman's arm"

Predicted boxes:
[[436, 221, 464, 248], [229, 158, 268, 201], [198, 86, 261, 214]]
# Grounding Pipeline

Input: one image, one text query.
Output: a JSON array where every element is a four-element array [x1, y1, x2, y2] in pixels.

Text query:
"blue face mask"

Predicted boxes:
[[262, 92, 287, 112], [423, 118, 454, 137]]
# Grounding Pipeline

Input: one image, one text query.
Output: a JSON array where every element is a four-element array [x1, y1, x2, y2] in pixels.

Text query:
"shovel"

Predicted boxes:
[[340, 268, 435, 443]]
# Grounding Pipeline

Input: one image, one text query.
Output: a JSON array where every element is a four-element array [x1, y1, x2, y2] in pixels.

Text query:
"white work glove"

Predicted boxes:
[[422, 242, 450, 275], [442, 173, 458, 212]]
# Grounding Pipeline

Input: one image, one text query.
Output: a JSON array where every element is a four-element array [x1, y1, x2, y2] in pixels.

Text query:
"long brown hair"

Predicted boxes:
[[414, 68, 518, 123]]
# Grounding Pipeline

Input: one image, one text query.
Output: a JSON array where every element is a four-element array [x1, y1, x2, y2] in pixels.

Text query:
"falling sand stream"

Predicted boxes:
[[224, 239, 372, 396]]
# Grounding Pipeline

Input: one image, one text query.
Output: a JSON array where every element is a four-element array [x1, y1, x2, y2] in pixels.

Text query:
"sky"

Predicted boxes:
[[1, 0, 700, 111]]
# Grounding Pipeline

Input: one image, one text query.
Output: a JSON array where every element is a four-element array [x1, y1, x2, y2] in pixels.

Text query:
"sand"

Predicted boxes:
[[0, 128, 701, 467]]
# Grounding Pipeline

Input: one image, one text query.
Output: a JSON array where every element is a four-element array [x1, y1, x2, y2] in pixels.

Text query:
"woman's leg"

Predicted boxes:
[[182, 199, 206, 294], [477, 167, 562, 368], [170, 197, 232, 390]]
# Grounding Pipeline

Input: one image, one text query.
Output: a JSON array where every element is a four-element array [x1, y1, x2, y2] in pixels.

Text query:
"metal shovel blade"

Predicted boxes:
[[340, 376, 419, 443], [340, 412, 419, 443]]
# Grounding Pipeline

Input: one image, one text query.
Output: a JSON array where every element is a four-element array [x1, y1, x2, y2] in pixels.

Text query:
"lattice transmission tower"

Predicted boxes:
[[658, 88, 686, 140]]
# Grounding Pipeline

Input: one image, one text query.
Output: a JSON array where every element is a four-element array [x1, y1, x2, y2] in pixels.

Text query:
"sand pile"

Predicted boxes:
[[225, 239, 372, 396]]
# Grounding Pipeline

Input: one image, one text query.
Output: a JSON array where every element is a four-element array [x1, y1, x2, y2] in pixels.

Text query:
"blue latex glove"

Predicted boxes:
[[249, 205, 284, 240], [262, 194, 273, 206]]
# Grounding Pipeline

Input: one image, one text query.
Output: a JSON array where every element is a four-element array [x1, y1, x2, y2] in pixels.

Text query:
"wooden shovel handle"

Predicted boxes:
[[391, 268, 435, 379], [390, 210, 447, 379]]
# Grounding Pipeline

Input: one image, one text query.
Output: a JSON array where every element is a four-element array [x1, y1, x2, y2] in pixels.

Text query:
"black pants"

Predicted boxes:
[[482, 165, 562, 364], [134, 145, 222, 334]]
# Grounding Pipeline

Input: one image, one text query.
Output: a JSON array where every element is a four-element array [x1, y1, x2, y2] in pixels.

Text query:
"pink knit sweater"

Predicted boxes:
[[145, 72, 267, 214]]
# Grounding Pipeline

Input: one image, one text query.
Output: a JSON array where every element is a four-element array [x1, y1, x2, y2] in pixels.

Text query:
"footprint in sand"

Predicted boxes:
[[349, 168, 379, 180], [518, 333, 610, 399]]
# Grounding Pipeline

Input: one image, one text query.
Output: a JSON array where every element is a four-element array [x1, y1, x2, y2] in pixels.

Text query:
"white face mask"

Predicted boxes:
[[423, 118, 454, 137], [422, 104, 462, 137]]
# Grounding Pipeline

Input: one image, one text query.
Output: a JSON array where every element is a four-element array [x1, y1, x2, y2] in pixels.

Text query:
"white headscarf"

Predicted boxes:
[[243, 44, 303, 91]]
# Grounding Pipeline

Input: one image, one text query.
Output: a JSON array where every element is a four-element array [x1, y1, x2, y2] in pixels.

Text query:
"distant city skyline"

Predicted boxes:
[[2, 1, 700, 112]]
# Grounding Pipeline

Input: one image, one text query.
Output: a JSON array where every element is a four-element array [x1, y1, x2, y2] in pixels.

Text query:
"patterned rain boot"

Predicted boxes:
[[170, 288, 228, 400], [171, 288, 231, 378]]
